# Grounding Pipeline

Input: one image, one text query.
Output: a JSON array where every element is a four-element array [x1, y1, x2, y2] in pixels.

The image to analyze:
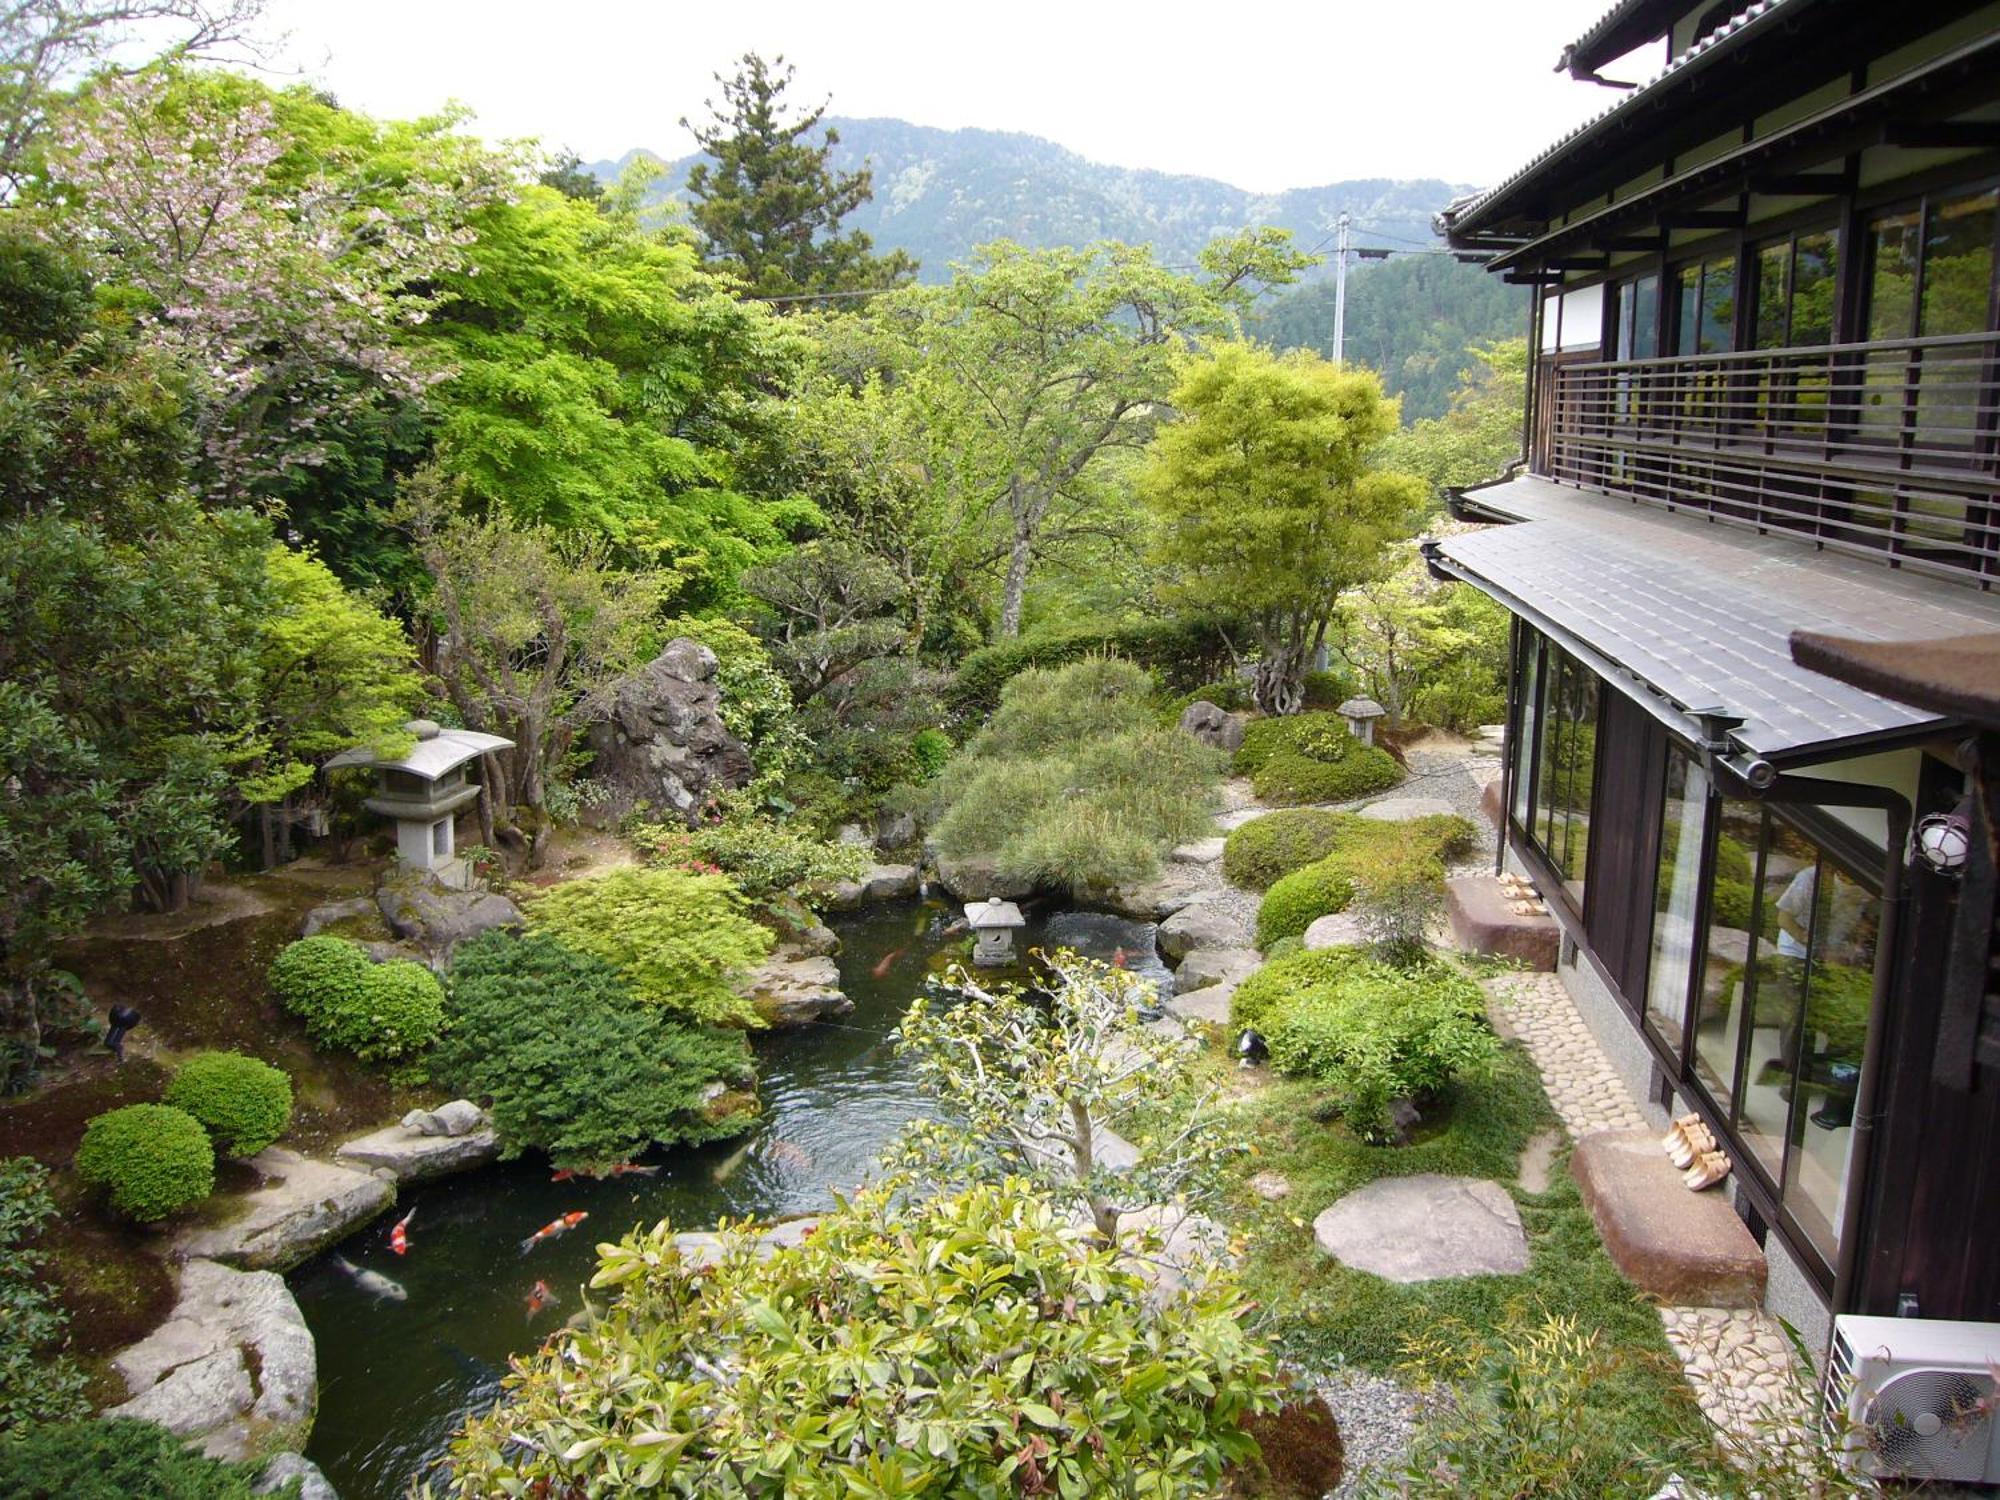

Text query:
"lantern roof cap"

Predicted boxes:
[[964, 897, 1026, 929], [326, 722, 514, 782], [1337, 698, 1387, 719]]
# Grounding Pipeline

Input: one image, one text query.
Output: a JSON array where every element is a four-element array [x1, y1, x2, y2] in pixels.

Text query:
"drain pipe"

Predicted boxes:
[[1707, 749, 1910, 1321]]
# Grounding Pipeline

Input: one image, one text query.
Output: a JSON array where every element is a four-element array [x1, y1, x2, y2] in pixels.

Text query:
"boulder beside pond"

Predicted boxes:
[[1177, 701, 1246, 754], [177, 1148, 393, 1273], [108, 1258, 316, 1463], [376, 878, 521, 962], [746, 954, 853, 1028], [930, 852, 1034, 904], [337, 1103, 500, 1184], [586, 638, 754, 827]]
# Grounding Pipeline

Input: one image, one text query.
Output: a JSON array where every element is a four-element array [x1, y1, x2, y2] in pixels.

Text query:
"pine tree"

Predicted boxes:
[[680, 53, 917, 301]]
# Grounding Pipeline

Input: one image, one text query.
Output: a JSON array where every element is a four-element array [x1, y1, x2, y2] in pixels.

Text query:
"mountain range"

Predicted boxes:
[[587, 118, 1466, 283], [587, 119, 1523, 421]]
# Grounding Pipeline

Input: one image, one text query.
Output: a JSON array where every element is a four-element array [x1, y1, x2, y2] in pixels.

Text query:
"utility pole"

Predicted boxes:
[[1331, 211, 1351, 366]]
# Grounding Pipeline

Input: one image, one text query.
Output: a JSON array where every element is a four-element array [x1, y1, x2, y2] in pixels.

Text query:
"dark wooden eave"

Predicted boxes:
[[1789, 632, 2000, 730], [1558, 0, 1684, 79]]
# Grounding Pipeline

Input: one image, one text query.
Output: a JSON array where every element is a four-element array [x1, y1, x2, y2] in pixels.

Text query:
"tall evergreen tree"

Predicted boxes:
[[680, 52, 916, 300]]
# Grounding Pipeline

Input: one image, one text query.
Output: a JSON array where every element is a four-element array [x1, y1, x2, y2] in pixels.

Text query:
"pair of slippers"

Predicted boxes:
[[1497, 873, 1543, 917], [1662, 1112, 1733, 1191]]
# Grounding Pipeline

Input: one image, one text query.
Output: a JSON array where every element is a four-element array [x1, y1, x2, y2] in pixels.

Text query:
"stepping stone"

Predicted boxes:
[[1213, 807, 1268, 833], [1303, 913, 1366, 950], [1571, 1131, 1766, 1308], [1249, 1170, 1292, 1202], [1445, 873, 1557, 970], [1171, 837, 1226, 865], [1165, 983, 1233, 1025], [1157, 901, 1250, 960], [1358, 796, 1458, 823], [1175, 946, 1260, 991], [1312, 1174, 1529, 1282], [177, 1149, 393, 1273]]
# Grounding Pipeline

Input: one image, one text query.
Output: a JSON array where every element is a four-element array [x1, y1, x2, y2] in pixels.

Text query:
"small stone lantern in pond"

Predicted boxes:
[[965, 897, 1026, 967], [1337, 697, 1387, 746], [327, 719, 514, 886]]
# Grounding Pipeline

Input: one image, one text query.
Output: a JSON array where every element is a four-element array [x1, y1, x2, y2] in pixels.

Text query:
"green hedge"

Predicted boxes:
[[1222, 809, 1352, 891], [1230, 946, 1378, 1033], [0, 1418, 275, 1499], [946, 618, 1235, 716], [1233, 712, 1359, 775], [1252, 746, 1404, 805], [1301, 670, 1357, 710], [75, 1104, 214, 1222], [1257, 859, 1359, 948], [163, 1051, 292, 1158], [268, 936, 443, 1061]]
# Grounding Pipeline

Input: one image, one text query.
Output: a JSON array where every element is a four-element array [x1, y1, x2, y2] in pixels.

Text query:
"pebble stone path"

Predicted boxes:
[[1480, 970, 1809, 1451]]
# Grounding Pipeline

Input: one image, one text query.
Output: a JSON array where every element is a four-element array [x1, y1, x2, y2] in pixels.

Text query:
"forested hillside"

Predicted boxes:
[[592, 118, 1517, 419]]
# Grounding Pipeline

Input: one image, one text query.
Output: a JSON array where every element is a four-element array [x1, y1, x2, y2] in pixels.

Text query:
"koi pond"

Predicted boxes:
[[292, 896, 1172, 1499]]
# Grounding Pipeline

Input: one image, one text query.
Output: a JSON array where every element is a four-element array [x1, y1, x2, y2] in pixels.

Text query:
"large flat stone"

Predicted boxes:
[[1174, 946, 1261, 991], [1302, 912, 1366, 950], [1571, 1130, 1767, 1308], [336, 1119, 501, 1183], [1357, 796, 1458, 823], [1171, 837, 1226, 865], [931, 853, 1034, 903], [1165, 984, 1233, 1025], [1157, 901, 1250, 960], [110, 1258, 316, 1462], [1446, 873, 1558, 970], [1094, 865, 1210, 921], [178, 1149, 393, 1272], [1213, 807, 1269, 832], [1313, 1174, 1529, 1282], [746, 953, 852, 1028]]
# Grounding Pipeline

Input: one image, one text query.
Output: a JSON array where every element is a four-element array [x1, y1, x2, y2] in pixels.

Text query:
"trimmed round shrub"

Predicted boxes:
[[1264, 962, 1497, 1139], [1234, 712, 1358, 775], [74, 1104, 214, 1222], [1223, 809, 1352, 891], [0, 1417, 268, 1498], [1252, 746, 1403, 805], [1230, 946, 1376, 1033], [1301, 670, 1357, 711], [1257, 856, 1357, 948], [268, 936, 443, 1060], [162, 1052, 293, 1158], [1263, 935, 1304, 962]]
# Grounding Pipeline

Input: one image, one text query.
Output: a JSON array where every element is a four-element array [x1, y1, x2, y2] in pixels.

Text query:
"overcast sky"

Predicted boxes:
[[258, 1, 1651, 194]]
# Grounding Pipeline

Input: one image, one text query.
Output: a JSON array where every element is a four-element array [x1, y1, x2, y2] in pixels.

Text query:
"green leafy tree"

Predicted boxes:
[[740, 537, 905, 703], [897, 951, 1231, 1244], [1141, 343, 1420, 714], [402, 469, 667, 837], [858, 234, 1313, 637], [414, 181, 817, 597], [240, 544, 418, 865], [436, 1175, 1282, 1498], [1330, 543, 1510, 730], [680, 52, 917, 300], [1374, 338, 1527, 504]]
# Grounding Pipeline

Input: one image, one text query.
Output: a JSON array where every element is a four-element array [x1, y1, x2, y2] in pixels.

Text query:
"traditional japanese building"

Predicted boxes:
[[1435, 0, 2000, 1353]]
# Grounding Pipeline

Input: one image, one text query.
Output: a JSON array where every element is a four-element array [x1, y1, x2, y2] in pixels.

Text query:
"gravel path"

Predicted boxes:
[[1319, 1367, 1430, 1497]]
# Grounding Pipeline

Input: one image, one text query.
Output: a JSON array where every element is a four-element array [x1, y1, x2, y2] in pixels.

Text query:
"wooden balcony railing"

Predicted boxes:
[[1539, 333, 2000, 587]]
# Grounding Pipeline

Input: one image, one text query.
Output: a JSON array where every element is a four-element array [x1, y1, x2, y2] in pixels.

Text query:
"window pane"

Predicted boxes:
[[1631, 275, 1660, 359], [1646, 751, 1709, 1049], [1919, 188, 1997, 337], [1782, 858, 1878, 1260], [1755, 243, 1789, 349], [1676, 264, 1701, 356], [1738, 824, 1824, 1183], [1790, 231, 1837, 346], [1511, 635, 1541, 826], [1699, 255, 1737, 354], [1691, 804, 1768, 1111], [1866, 209, 1921, 340], [1531, 649, 1597, 907]]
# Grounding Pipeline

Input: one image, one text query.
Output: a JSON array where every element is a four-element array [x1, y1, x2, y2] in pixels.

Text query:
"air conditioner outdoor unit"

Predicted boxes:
[[1829, 1314, 2000, 1484]]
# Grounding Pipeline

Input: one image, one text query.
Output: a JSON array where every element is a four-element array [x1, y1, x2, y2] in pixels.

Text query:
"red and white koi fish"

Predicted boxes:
[[549, 1168, 578, 1184], [525, 1280, 556, 1319], [519, 1211, 588, 1254], [871, 946, 907, 979], [388, 1208, 415, 1257], [1111, 947, 1128, 969]]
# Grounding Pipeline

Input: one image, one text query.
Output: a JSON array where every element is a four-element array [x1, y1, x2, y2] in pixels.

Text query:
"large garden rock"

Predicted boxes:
[[256, 1453, 337, 1500], [1303, 912, 1367, 950], [1174, 946, 1261, 991], [109, 1258, 316, 1462], [337, 1106, 500, 1183], [1095, 865, 1210, 921], [1170, 837, 1226, 865], [1312, 1174, 1528, 1282], [876, 810, 918, 851], [1164, 983, 1234, 1025], [746, 954, 852, 1028], [178, 1149, 394, 1272], [828, 862, 919, 909], [1157, 900, 1250, 960], [376, 877, 521, 961], [931, 852, 1033, 903], [586, 638, 754, 827], [1178, 701, 1246, 754], [297, 896, 375, 939], [1358, 796, 1459, 824]]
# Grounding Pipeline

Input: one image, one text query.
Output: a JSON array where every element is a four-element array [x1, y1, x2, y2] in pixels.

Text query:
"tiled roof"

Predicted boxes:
[[1433, 476, 2000, 758], [1439, 0, 1795, 241], [1558, 0, 1680, 76]]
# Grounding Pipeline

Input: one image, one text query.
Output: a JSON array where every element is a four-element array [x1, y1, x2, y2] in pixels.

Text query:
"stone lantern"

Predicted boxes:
[[327, 720, 514, 886], [1336, 697, 1387, 747], [964, 897, 1026, 967]]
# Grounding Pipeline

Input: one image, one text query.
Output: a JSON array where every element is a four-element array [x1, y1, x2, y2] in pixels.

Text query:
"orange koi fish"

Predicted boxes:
[[871, 947, 907, 979], [525, 1280, 556, 1319], [1111, 947, 1128, 968], [519, 1211, 589, 1254], [549, 1168, 577, 1183], [388, 1207, 416, 1257]]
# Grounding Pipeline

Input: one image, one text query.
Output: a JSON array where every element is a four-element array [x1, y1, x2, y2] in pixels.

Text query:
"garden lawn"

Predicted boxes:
[[1214, 1044, 1725, 1496]]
